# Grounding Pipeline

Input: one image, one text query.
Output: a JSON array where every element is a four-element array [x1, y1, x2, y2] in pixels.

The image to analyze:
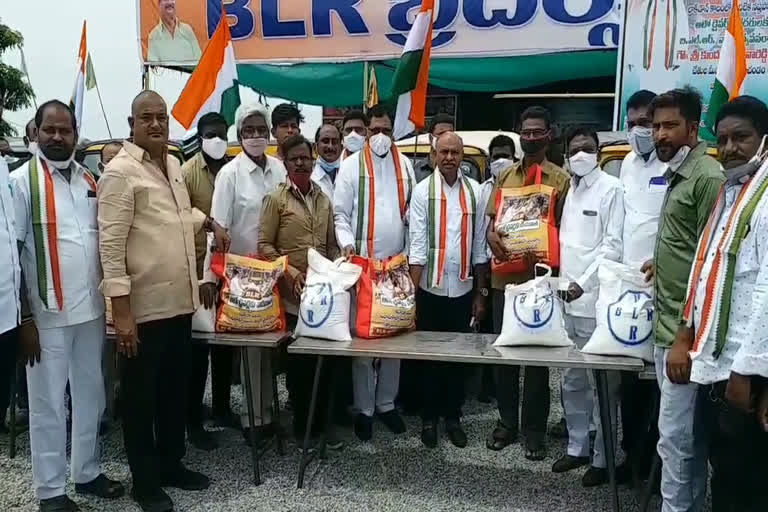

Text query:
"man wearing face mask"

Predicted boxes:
[[333, 104, 415, 441], [182, 112, 233, 448], [676, 96, 768, 511], [341, 110, 369, 159], [552, 127, 625, 487], [414, 114, 455, 183], [481, 106, 570, 461], [202, 103, 287, 446], [12, 100, 125, 511], [311, 123, 343, 199], [643, 87, 724, 512]]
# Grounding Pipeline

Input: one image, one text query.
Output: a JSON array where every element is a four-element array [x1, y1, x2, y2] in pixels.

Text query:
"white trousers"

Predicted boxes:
[[562, 314, 620, 468], [240, 347, 273, 428], [654, 346, 707, 512], [26, 316, 105, 499], [352, 357, 400, 417]]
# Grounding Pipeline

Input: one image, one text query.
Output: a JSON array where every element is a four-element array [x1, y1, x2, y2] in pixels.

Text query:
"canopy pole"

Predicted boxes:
[[142, 65, 150, 90], [362, 62, 370, 113], [94, 81, 112, 138]]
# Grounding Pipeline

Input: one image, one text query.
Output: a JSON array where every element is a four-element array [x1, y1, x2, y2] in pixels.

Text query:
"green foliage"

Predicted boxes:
[[0, 23, 35, 136]]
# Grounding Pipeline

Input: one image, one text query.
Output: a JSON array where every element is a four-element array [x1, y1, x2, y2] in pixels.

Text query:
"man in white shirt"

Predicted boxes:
[[408, 132, 487, 448], [333, 104, 415, 441], [552, 127, 625, 487], [311, 123, 343, 199], [678, 96, 768, 511], [13, 100, 124, 511], [202, 103, 287, 444]]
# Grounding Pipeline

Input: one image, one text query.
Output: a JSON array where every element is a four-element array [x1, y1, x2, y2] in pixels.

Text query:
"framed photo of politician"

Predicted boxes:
[[145, 0, 203, 63]]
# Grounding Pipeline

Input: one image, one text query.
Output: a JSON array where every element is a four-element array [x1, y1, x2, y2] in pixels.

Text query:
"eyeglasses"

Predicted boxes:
[[369, 127, 393, 136], [520, 129, 549, 138]]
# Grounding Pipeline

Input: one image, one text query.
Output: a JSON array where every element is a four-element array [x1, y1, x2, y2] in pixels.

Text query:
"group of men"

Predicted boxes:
[[1, 83, 768, 512]]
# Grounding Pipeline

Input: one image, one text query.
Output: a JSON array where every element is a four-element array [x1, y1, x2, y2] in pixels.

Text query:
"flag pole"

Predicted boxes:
[[362, 61, 370, 113], [19, 49, 37, 109], [94, 81, 112, 138]]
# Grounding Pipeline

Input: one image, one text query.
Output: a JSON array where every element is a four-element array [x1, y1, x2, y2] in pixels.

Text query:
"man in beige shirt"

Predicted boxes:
[[98, 90, 228, 512]]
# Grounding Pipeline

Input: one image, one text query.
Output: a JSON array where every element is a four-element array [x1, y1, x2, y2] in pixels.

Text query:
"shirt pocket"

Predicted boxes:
[[576, 209, 602, 249]]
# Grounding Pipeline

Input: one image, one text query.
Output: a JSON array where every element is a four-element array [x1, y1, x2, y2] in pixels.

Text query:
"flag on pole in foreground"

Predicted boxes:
[[70, 21, 88, 130], [173, 14, 240, 130], [391, 0, 435, 140], [367, 66, 379, 109], [705, 1, 747, 133]]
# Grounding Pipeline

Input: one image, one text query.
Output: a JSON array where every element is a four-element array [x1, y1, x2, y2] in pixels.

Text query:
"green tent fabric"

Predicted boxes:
[[235, 50, 617, 107]]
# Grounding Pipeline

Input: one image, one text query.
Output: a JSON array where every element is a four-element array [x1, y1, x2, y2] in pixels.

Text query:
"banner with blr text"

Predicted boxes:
[[138, 0, 621, 65], [615, 0, 768, 131]]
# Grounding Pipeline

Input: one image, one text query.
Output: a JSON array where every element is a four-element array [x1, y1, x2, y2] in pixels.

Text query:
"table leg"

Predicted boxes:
[[638, 388, 661, 512], [595, 369, 620, 512], [241, 347, 261, 486], [319, 358, 337, 460], [8, 363, 17, 459], [271, 350, 284, 456], [297, 355, 324, 489]]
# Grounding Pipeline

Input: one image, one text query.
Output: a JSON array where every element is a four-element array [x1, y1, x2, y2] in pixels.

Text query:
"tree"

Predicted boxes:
[[0, 22, 35, 136]]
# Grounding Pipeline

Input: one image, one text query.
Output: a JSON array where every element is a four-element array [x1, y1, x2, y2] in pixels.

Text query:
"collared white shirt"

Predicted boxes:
[[560, 168, 624, 318], [620, 151, 668, 268], [12, 160, 104, 329], [333, 149, 415, 260], [476, 177, 495, 263], [409, 171, 486, 298], [691, 182, 768, 383], [0, 158, 21, 334], [204, 152, 286, 282], [311, 162, 335, 201]]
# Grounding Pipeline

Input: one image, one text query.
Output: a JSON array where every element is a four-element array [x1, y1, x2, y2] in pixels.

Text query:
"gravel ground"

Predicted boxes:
[[0, 369, 710, 512]]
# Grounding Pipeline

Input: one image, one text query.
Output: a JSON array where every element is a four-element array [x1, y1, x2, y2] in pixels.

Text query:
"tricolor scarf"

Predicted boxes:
[[427, 169, 476, 288], [355, 143, 412, 257], [28, 155, 96, 310], [683, 160, 768, 359]]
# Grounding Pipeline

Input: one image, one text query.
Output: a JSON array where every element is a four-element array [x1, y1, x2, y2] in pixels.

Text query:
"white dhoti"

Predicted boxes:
[[240, 347, 273, 428], [352, 357, 400, 417]]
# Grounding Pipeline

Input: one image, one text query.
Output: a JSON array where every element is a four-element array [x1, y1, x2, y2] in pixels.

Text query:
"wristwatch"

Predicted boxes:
[[478, 287, 489, 297]]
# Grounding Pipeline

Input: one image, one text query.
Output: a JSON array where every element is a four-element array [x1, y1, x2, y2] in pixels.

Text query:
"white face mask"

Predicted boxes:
[[27, 141, 39, 155], [343, 131, 365, 153], [201, 137, 228, 160], [369, 133, 392, 157], [40, 150, 75, 170], [723, 135, 768, 185], [628, 126, 655, 157], [668, 145, 691, 170], [490, 158, 512, 178], [242, 137, 267, 158], [568, 151, 599, 177]]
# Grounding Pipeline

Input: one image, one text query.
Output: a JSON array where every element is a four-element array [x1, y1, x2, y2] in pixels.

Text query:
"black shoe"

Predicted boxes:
[[39, 495, 79, 512], [131, 487, 173, 512], [552, 455, 590, 473], [524, 441, 547, 461], [421, 420, 438, 449], [159, 466, 210, 491], [354, 414, 373, 441], [75, 474, 125, 499], [325, 432, 345, 451], [445, 418, 467, 448], [582, 466, 609, 487], [189, 427, 218, 451], [549, 418, 568, 438], [486, 421, 517, 451], [378, 410, 406, 434]]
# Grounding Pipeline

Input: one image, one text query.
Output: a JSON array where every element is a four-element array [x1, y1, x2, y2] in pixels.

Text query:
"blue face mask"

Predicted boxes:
[[318, 157, 340, 175]]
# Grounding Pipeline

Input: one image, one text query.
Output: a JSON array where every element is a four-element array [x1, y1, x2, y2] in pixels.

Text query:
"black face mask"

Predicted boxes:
[[520, 136, 549, 156]]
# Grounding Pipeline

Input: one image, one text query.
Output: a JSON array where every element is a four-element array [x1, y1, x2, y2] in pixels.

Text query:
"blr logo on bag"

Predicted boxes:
[[300, 282, 334, 328], [513, 291, 555, 329], [607, 291, 653, 345]]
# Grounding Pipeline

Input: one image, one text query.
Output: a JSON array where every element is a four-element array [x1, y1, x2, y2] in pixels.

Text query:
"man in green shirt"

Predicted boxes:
[[642, 87, 724, 512], [147, 0, 202, 63]]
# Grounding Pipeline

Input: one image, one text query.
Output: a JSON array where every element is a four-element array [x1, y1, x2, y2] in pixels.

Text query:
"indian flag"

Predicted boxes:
[[392, 0, 435, 140], [705, 0, 747, 132], [172, 13, 240, 130], [69, 21, 88, 130]]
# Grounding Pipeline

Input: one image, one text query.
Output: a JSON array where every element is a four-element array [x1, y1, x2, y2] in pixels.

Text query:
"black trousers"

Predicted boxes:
[[620, 372, 659, 472], [0, 327, 18, 425], [491, 289, 550, 446], [121, 314, 191, 492], [187, 343, 235, 427], [288, 353, 330, 439], [697, 380, 768, 512], [416, 289, 472, 421]]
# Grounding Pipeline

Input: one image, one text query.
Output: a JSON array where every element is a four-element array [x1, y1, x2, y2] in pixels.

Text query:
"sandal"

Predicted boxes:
[[525, 444, 547, 461]]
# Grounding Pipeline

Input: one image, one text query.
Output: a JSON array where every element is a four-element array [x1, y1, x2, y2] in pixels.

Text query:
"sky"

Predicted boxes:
[[1, 0, 321, 141]]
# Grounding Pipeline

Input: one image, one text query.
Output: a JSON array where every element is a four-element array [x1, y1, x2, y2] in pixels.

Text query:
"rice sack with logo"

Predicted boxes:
[[295, 249, 362, 341], [495, 264, 572, 347], [351, 253, 416, 339], [211, 252, 287, 332], [582, 260, 655, 362], [492, 164, 559, 274]]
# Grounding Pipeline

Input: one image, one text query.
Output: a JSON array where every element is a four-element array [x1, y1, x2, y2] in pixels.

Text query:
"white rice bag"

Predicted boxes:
[[295, 248, 362, 341], [191, 305, 216, 333], [494, 264, 572, 347], [581, 260, 655, 362]]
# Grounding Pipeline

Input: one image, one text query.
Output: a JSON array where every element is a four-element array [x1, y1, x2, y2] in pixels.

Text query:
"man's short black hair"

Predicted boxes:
[[715, 95, 768, 137], [626, 90, 657, 111], [342, 109, 369, 128], [566, 125, 600, 149], [271, 103, 304, 129], [100, 141, 123, 162], [649, 86, 703, 123], [428, 113, 455, 135], [282, 134, 313, 156], [35, 100, 77, 132], [25, 119, 36, 139], [488, 135, 516, 155], [520, 106, 552, 130], [314, 123, 341, 143], [197, 112, 228, 135], [367, 104, 392, 123]]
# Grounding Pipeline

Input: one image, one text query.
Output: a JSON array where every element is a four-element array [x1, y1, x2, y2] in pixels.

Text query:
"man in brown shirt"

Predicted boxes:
[[258, 134, 341, 447], [478, 106, 570, 461], [98, 90, 229, 512]]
